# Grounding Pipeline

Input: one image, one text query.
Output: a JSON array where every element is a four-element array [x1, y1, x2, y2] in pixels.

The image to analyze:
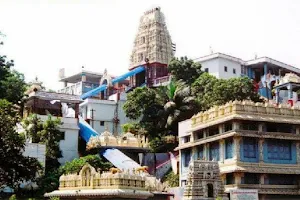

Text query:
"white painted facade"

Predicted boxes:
[[23, 143, 46, 167], [80, 93, 135, 135], [196, 54, 243, 79], [37, 115, 79, 165]]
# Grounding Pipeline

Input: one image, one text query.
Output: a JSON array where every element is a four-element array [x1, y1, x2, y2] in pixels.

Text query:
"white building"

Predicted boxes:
[[80, 92, 135, 135]]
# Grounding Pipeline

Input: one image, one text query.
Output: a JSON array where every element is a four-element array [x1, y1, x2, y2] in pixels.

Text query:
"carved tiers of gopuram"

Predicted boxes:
[[183, 160, 228, 200], [129, 7, 174, 69]]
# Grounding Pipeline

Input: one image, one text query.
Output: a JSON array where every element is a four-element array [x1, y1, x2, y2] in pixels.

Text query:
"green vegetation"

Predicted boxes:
[[59, 154, 112, 175], [124, 57, 263, 152], [162, 170, 179, 187], [0, 33, 41, 191], [22, 114, 63, 171]]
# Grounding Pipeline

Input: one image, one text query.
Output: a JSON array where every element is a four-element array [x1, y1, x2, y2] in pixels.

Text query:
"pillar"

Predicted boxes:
[[233, 136, 241, 161], [192, 147, 198, 161], [204, 143, 210, 161], [287, 83, 293, 99], [258, 122, 265, 132], [219, 139, 225, 163], [233, 121, 239, 131], [263, 63, 268, 80], [275, 88, 280, 104], [234, 172, 243, 184], [260, 174, 266, 185], [219, 124, 224, 134], [259, 138, 264, 163], [296, 142, 300, 164], [81, 71, 86, 82]]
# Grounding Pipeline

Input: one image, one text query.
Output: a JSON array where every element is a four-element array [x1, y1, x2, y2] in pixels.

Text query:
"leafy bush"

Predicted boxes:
[[59, 154, 112, 174], [162, 170, 179, 187], [9, 194, 17, 200]]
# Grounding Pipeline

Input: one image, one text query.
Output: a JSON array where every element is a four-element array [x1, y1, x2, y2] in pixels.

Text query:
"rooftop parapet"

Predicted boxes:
[[86, 129, 149, 150], [191, 100, 300, 128]]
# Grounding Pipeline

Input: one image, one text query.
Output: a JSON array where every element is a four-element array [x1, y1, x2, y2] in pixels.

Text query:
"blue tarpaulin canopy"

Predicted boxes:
[[80, 66, 145, 100], [78, 116, 98, 142]]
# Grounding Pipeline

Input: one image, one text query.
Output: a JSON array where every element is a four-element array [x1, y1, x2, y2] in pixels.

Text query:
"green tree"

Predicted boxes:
[[40, 116, 63, 171], [162, 170, 179, 187], [192, 73, 262, 110], [21, 115, 63, 171], [0, 33, 27, 104], [59, 154, 112, 175], [22, 114, 43, 143], [168, 57, 202, 84], [0, 100, 41, 190]]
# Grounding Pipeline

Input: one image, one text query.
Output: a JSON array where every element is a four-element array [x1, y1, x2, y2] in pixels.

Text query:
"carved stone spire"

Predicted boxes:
[[129, 7, 174, 70]]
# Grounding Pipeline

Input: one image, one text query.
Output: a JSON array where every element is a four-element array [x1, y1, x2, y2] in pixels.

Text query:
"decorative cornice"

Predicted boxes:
[[191, 100, 300, 130]]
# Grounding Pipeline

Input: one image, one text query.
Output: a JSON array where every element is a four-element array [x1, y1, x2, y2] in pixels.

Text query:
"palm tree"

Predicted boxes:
[[159, 80, 199, 134]]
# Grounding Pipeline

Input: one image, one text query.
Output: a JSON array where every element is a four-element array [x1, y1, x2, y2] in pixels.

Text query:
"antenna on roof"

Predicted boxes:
[[209, 46, 214, 54]]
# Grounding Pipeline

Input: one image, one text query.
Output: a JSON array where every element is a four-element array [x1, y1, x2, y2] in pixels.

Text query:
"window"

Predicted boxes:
[[61, 131, 65, 140], [224, 66, 227, 72], [243, 173, 260, 184], [208, 126, 219, 137], [268, 174, 295, 185], [183, 149, 191, 167], [100, 121, 105, 126], [243, 138, 257, 159], [205, 68, 209, 73], [233, 68, 236, 74], [224, 122, 232, 132], [198, 145, 204, 160], [267, 140, 292, 160], [241, 121, 258, 131], [225, 138, 233, 159], [226, 173, 235, 185], [182, 136, 190, 143], [209, 142, 219, 161]]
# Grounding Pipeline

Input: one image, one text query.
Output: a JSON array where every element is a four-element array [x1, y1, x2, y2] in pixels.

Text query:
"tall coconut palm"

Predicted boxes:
[[159, 80, 199, 133]]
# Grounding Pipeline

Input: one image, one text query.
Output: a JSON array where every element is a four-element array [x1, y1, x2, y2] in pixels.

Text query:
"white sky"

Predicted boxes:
[[1, 0, 300, 90]]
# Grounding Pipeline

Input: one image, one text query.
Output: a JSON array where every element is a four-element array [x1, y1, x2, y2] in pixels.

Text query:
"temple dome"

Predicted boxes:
[[98, 129, 118, 146], [121, 132, 139, 147]]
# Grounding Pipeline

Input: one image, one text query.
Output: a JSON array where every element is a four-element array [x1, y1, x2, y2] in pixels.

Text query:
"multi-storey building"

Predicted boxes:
[[177, 98, 300, 199]]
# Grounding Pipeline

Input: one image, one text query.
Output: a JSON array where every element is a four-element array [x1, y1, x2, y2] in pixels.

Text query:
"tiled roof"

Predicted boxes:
[[29, 91, 83, 102]]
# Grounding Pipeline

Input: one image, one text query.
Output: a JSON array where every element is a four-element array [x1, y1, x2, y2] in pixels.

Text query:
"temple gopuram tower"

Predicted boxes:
[[129, 7, 174, 88]]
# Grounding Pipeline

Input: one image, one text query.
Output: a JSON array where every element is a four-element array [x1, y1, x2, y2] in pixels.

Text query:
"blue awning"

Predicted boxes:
[[111, 66, 145, 84], [80, 66, 145, 99], [81, 84, 107, 99]]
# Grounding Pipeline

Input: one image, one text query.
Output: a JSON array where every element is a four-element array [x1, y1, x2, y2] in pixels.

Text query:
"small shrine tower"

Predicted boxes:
[[129, 7, 174, 87]]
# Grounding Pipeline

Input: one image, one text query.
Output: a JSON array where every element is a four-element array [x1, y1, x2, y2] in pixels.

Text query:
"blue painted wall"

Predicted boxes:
[[263, 140, 296, 164], [240, 138, 259, 162]]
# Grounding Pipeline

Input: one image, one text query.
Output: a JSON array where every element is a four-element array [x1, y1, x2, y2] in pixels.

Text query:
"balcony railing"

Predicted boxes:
[[153, 76, 171, 86]]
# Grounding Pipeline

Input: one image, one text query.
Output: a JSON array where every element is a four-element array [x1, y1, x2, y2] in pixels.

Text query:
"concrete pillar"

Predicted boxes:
[[219, 139, 225, 163], [81, 72, 86, 82], [233, 121, 239, 131], [204, 143, 210, 161], [233, 136, 241, 161], [258, 122, 265, 132], [234, 172, 243, 184], [296, 142, 300, 164], [275, 88, 280, 104], [263, 63, 268, 80], [296, 127, 300, 135], [260, 174, 266, 185], [259, 138, 265, 163], [219, 124, 224, 134], [192, 147, 198, 161], [287, 83, 293, 99]]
